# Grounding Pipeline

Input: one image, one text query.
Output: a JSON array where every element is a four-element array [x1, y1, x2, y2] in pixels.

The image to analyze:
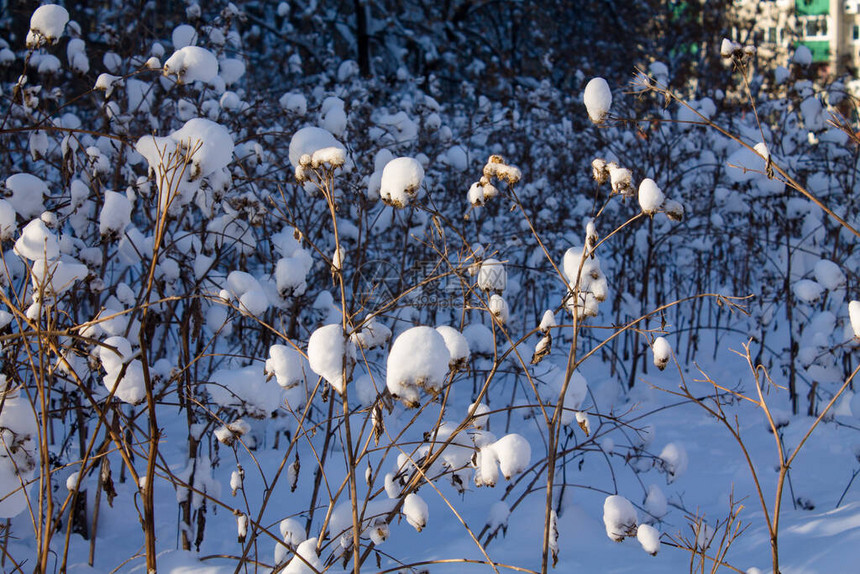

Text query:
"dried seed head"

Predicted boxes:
[[592, 158, 609, 184]]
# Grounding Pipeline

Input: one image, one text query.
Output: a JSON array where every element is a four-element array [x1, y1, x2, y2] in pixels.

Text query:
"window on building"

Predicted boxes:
[[767, 27, 777, 44], [854, 25, 860, 41], [804, 17, 828, 38]]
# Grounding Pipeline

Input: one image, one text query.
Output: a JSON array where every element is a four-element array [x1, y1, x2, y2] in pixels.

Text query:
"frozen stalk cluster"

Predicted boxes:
[[474, 433, 532, 487], [289, 127, 347, 186], [563, 234, 609, 319], [468, 154, 521, 206], [592, 159, 683, 219], [531, 310, 556, 365], [603, 495, 660, 555], [720, 37, 756, 64]]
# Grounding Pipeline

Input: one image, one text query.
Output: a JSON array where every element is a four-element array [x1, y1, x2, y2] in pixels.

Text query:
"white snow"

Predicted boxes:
[[603, 495, 638, 542], [172, 24, 198, 48], [163, 46, 219, 84], [721, 38, 739, 58], [435, 326, 471, 369], [99, 190, 132, 237], [636, 523, 661, 555], [638, 178, 665, 215], [65, 471, 79, 492], [279, 92, 307, 116], [584, 77, 612, 124], [793, 279, 824, 304], [171, 118, 235, 180], [563, 244, 608, 318], [491, 433, 531, 479], [386, 326, 450, 407], [275, 247, 313, 297], [559, 369, 588, 426], [488, 294, 509, 324], [29, 4, 69, 45], [469, 402, 491, 429], [214, 420, 250, 446], [265, 344, 305, 389], [279, 517, 306, 547], [351, 318, 392, 350], [320, 96, 347, 136], [539, 310, 557, 332], [0, 200, 17, 240], [813, 259, 845, 291], [486, 501, 510, 533], [403, 492, 428, 531], [31, 257, 88, 296], [380, 157, 424, 207], [14, 219, 59, 261], [135, 118, 234, 211], [659, 442, 689, 483], [226, 270, 269, 316], [236, 513, 247, 540], [307, 324, 355, 394], [230, 470, 243, 495], [99, 336, 147, 405], [849, 301, 860, 339], [651, 337, 672, 370], [608, 163, 634, 196], [477, 258, 506, 292], [283, 537, 323, 574], [0, 395, 37, 518], [207, 367, 284, 417], [645, 484, 668, 518], [5, 173, 47, 218], [219, 58, 245, 85], [462, 323, 495, 355], [94, 73, 122, 96], [288, 126, 345, 170]]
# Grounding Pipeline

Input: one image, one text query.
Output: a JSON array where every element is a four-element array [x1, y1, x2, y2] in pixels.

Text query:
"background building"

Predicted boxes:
[[734, 0, 860, 76]]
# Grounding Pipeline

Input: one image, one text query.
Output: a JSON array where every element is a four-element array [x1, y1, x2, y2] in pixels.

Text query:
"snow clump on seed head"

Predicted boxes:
[[307, 324, 355, 395], [386, 326, 450, 407], [5, 173, 47, 219], [435, 325, 471, 371], [482, 155, 521, 185], [170, 118, 235, 180], [380, 157, 424, 207], [659, 442, 689, 483], [265, 344, 305, 389], [603, 495, 638, 542], [288, 127, 346, 183], [28, 4, 69, 47], [651, 337, 672, 370], [638, 178, 665, 215], [608, 163, 634, 196], [163, 46, 219, 84], [637, 523, 661, 555], [477, 258, 506, 293], [563, 245, 608, 319], [584, 77, 612, 124], [849, 301, 860, 339], [403, 493, 429, 532]]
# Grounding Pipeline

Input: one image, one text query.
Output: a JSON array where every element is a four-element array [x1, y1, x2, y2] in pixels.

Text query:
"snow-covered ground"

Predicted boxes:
[[1, 3, 859, 573]]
